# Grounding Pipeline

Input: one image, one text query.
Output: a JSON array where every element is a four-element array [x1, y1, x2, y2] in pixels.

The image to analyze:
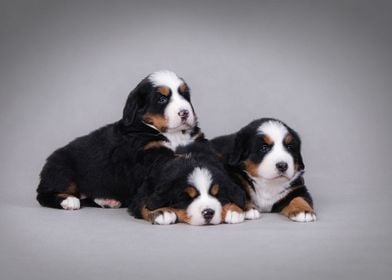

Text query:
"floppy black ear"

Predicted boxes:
[[144, 177, 176, 210], [297, 148, 305, 171], [145, 192, 170, 210], [214, 170, 246, 209], [228, 127, 251, 166], [288, 127, 305, 171], [122, 78, 151, 126], [223, 181, 246, 209]]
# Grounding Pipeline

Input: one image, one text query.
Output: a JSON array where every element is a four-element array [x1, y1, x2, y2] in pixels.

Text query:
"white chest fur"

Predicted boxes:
[[249, 177, 291, 212], [163, 130, 194, 151]]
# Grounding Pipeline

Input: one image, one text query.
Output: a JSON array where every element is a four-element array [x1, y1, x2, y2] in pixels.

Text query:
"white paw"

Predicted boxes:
[[94, 198, 122, 208], [60, 196, 80, 210], [245, 208, 261, 220], [290, 212, 317, 222], [153, 211, 177, 225], [225, 210, 245, 224]]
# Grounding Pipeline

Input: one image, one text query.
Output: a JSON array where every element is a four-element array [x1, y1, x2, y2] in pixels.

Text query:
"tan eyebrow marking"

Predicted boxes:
[[185, 186, 198, 198], [284, 133, 293, 145], [210, 184, 220, 196], [262, 134, 273, 145], [157, 86, 170, 96], [178, 83, 187, 94]]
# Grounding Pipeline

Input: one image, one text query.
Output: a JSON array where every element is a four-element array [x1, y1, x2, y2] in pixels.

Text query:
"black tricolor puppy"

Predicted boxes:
[[211, 118, 316, 222], [37, 70, 203, 210], [129, 142, 248, 225]]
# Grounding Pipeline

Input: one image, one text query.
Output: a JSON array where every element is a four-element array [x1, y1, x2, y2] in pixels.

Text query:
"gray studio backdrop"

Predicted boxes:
[[1, 1, 391, 280]]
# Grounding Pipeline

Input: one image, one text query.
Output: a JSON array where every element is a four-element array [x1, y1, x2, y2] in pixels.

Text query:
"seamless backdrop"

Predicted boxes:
[[1, 1, 391, 280]]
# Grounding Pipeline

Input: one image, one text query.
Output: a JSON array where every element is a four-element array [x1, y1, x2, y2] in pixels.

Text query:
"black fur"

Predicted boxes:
[[129, 141, 246, 222], [211, 118, 312, 213], [37, 73, 197, 209]]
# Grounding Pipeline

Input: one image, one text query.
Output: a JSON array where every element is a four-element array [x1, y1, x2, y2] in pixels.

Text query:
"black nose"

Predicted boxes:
[[178, 109, 189, 120], [202, 208, 215, 222], [276, 161, 288, 173]]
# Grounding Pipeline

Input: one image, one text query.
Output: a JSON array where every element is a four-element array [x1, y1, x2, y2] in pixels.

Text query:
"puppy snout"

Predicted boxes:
[[276, 161, 288, 173], [202, 208, 215, 222], [178, 109, 189, 120]]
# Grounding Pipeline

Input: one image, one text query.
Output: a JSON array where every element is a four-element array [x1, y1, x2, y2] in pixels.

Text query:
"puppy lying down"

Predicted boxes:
[[128, 142, 255, 225]]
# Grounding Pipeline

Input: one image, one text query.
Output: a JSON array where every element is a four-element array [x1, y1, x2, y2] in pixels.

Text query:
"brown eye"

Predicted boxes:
[[185, 186, 198, 198], [286, 144, 294, 150], [157, 96, 168, 104], [260, 144, 271, 153], [210, 184, 220, 196]]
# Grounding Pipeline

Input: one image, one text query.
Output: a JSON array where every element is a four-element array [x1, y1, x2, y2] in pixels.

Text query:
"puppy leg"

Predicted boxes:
[[60, 196, 81, 210], [37, 182, 81, 210], [141, 207, 178, 225], [37, 151, 81, 210], [244, 202, 261, 220], [281, 197, 317, 222], [93, 198, 122, 209], [222, 203, 245, 224]]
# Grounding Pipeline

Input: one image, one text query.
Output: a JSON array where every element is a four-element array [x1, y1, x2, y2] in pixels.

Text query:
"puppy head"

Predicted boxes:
[[230, 118, 304, 182], [122, 70, 196, 132], [146, 160, 245, 226]]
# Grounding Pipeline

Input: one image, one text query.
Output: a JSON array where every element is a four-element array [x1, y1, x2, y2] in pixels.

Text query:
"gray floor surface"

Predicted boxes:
[[1, 181, 391, 280]]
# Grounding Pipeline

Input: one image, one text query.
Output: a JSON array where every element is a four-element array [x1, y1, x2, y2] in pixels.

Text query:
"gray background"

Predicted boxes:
[[1, 0, 391, 279]]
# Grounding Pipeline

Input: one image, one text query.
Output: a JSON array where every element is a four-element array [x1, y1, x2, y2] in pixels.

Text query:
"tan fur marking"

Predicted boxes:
[[178, 83, 187, 94], [141, 206, 175, 223], [185, 186, 198, 198], [141, 206, 191, 224], [143, 113, 168, 132], [263, 135, 273, 145], [210, 184, 220, 196], [141, 207, 152, 222], [244, 159, 259, 177], [157, 86, 170, 96], [57, 182, 79, 199], [281, 197, 314, 218], [284, 133, 293, 145], [144, 141, 164, 150], [221, 203, 244, 220], [175, 209, 191, 224]]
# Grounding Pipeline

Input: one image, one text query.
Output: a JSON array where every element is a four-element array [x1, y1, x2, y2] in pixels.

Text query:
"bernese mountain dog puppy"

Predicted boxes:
[[129, 142, 248, 225], [37, 70, 203, 210], [211, 118, 317, 222]]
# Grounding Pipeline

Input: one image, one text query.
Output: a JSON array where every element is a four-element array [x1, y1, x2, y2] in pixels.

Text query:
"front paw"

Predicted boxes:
[[153, 211, 177, 225], [289, 211, 317, 222], [60, 196, 80, 210], [225, 210, 245, 224], [245, 208, 261, 220]]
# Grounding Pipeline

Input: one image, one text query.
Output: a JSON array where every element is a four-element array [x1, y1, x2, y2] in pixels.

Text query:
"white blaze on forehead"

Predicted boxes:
[[186, 167, 222, 225], [149, 70, 195, 131], [257, 120, 288, 142], [187, 167, 212, 193], [149, 70, 183, 90]]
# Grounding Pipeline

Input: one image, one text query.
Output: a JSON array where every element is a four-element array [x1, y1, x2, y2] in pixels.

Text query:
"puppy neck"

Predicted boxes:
[[162, 126, 204, 151], [248, 171, 304, 212]]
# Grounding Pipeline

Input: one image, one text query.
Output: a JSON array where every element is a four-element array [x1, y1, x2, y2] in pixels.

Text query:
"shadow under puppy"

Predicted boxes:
[[211, 118, 317, 222], [36, 70, 202, 210], [129, 142, 249, 225]]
